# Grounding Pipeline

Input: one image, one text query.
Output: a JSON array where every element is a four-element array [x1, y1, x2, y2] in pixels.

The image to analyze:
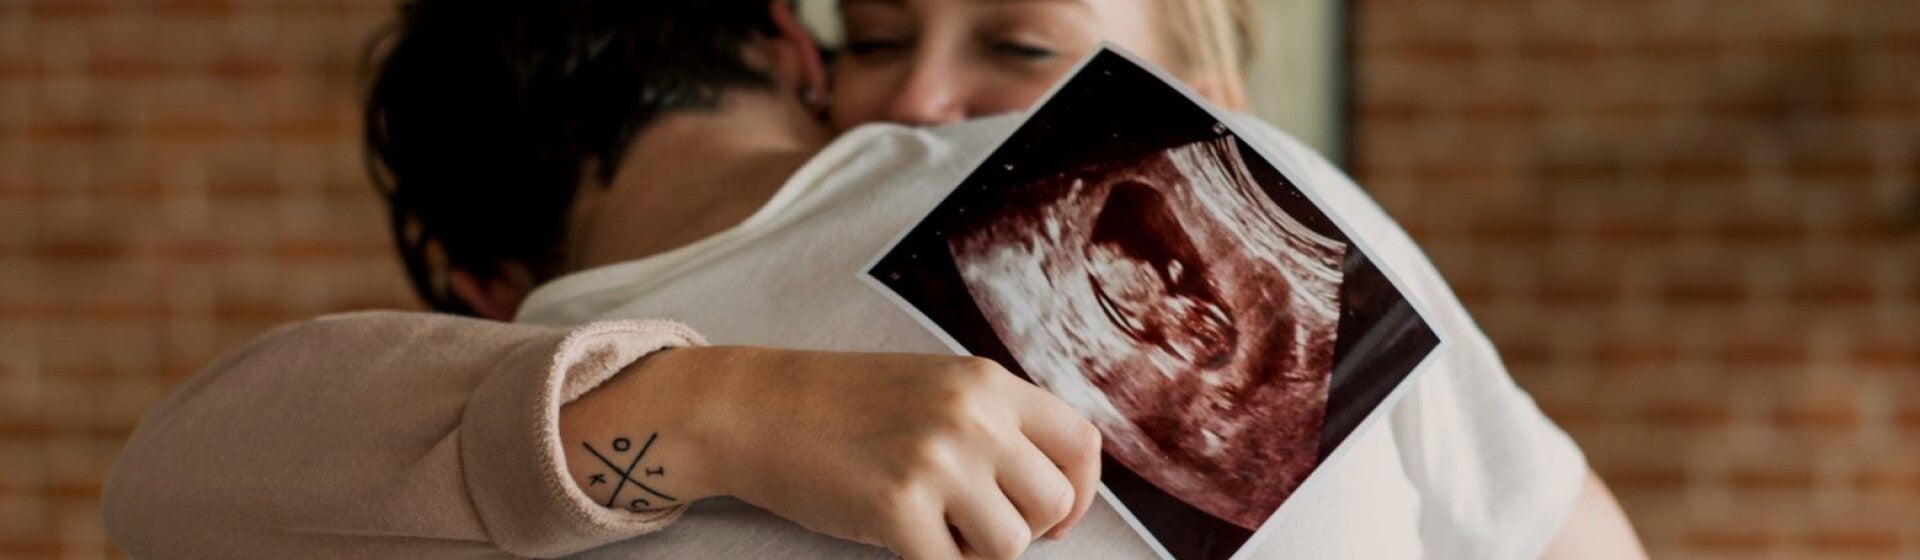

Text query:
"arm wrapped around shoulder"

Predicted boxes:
[[102, 311, 703, 559]]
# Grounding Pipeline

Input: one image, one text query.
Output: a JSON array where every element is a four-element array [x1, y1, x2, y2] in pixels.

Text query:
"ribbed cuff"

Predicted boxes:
[[461, 319, 707, 558]]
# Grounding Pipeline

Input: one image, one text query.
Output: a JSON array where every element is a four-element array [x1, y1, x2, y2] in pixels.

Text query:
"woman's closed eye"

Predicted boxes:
[[990, 39, 1058, 61]]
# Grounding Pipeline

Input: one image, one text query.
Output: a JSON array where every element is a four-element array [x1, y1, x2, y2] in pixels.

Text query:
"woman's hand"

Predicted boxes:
[[560, 346, 1103, 560]]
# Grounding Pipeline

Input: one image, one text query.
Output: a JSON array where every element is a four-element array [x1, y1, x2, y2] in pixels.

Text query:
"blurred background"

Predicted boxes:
[[0, 0, 1915, 558]]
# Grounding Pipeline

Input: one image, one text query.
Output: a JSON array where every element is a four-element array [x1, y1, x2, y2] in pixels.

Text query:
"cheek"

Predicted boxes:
[[828, 65, 895, 130], [962, 68, 1070, 116]]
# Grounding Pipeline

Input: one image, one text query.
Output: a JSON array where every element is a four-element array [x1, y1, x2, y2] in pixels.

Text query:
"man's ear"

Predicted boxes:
[[763, 0, 828, 111], [449, 265, 534, 321]]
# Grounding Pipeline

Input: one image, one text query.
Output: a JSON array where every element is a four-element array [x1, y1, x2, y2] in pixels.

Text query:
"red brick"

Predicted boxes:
[[1458, 99, 1544, 122], [31, 241, 125, 262], [1591, 340, 1679, 369], [1369, 39, 1479, 63], [1518, 37, 1607, 64], [1858, 341, 1920, 368], [1405, 162, 1513, 187], [1361, 101, 1421, 124], [1578, 100, 1664, 121], [1641, 402, 1731, 429], [87, 55, 170, 81], [1595, 219, 1678, 243], [0, 421, 134, 440], [1606, 466, 1689, 492], [1686, 529, 1776, 554], [207, 55, 282, 81], [0, 541, 62, 557], [1663, 280, 1746, 306], [1718, 340, 1809, 368], [1898, 406, 1920, 430], [1788, 157, 1879, 183], [1469, 215, 1553, 241], [1853, 470, 1920, 496], [26, 0, 111, 19], [45, 481, 102, 500], [1537, 281, 1620, 306], [1788, 278, 1876, 306], [1633, 37, 1719, 58], [1726, 469, 1816, 491], [1807, 530, 1905, 555], [1652, 159, 1748, 183], [1712, 222, 1804, 243], [1770, 403, 1861, 431], [28, 117, 117, 142], [151, 0, 237, 19]]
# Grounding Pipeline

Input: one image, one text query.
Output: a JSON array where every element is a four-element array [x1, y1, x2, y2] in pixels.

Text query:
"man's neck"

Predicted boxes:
[[566, 92, 833, 271]]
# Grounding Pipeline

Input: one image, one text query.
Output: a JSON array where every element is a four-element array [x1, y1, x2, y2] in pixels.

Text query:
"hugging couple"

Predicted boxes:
[[103, 1, 1644, 559]]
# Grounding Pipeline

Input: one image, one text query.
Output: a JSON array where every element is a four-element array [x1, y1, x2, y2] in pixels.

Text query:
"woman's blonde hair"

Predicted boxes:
[[1158, 0, 1258, 109]]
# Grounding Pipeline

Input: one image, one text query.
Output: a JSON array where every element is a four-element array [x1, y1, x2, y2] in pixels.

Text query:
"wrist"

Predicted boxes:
[[558, 346, 730, 511]]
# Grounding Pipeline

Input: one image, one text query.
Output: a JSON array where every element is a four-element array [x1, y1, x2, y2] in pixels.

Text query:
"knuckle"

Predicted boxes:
[[1071, 419, 1103, 458], [923, 394, 996, 442], [868, 479, 931, 523], [952, 356, 1006, 385], [977, 523, 1030, 560], [1042, 479, 1075, 521], [891, 436, 965, 484], [925, 379, 981, 416]]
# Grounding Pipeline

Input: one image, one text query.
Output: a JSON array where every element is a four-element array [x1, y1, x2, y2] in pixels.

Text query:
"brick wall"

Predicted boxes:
[[1, 0, 1915, 559], [0, 2, 414, 558], [1352, 0, 1920, 558]]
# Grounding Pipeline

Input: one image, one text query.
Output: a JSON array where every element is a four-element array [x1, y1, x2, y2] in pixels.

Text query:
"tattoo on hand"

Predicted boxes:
[[582, 433, 678, 512]]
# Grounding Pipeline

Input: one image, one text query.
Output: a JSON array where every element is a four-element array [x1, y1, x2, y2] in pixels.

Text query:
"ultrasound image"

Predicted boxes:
[[865, 47, 1440, 560], [945, 137, 1346, 530]]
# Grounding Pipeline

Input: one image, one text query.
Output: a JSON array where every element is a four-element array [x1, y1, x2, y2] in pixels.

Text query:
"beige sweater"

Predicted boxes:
[[103, 311, 704, 559]]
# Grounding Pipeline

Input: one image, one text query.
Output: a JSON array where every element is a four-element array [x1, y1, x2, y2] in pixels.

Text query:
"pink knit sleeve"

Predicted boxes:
[[104, 311, 706, 559]]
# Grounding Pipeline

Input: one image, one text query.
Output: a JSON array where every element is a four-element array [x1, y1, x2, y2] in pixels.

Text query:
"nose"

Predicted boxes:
[[883, 55, 968, 126]]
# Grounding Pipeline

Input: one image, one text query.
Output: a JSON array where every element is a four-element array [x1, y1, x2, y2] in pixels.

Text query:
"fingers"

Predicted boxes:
[[996, 439, 1076, 540], [1010, 384, 1103, 538], [946, 489, 1033, 560], [882, 494, 964, 560]]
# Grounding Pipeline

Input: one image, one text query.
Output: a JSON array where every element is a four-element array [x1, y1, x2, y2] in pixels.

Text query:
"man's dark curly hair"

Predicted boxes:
[[364, 0, 779, 314]]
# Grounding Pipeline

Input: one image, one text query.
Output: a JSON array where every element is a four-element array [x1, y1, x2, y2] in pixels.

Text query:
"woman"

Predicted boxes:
[[829, 0, 1254, 127], [813, 2, 1645, 559]]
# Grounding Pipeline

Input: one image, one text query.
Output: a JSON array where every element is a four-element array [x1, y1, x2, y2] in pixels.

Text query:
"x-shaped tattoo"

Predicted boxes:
[[582, 434, 677, 511]]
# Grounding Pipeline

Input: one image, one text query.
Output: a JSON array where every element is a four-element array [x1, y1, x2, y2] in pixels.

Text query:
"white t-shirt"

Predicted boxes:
[[519, 115, 1587, 559]]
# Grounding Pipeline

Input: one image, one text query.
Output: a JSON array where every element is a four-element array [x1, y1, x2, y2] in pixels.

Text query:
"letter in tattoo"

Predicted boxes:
[[582, 433, 680, 512]]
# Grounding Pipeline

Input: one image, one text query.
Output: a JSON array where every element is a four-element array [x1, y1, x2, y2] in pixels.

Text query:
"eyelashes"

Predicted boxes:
[[839, 38, 1062, 63], [990, 40, 1058, 60]]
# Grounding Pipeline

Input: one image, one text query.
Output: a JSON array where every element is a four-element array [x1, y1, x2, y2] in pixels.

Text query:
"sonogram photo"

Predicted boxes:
[[944, 136, 1346, 530], [866, 48, 1441, 560]]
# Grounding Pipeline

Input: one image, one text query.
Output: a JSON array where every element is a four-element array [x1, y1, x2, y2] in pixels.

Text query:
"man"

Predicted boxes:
[[103, 1, 1645, 559]]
